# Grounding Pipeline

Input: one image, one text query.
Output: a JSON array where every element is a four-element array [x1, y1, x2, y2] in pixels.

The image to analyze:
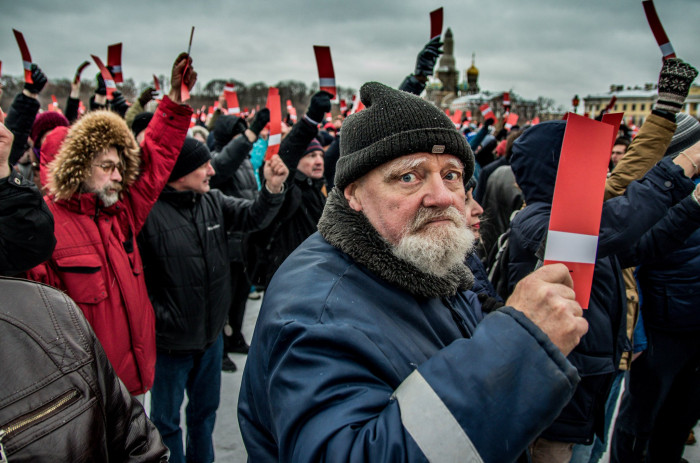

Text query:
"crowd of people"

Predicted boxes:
[[0, 32, 699, 463]]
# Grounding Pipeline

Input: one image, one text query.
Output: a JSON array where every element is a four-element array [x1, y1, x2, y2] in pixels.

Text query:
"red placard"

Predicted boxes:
[[450, 109, 463, 125], [430, 7, 443, 40], [313, 45, 337, 102], [349, 95, 365, 115], [224, 82, 240, 115], [480, 103, 496, 123], [265, 87, 282, 161], [181, 26, 195, 102], [90, 55, 117, 100], [74, 60, 90, 84], [505, 113, 519, 129], [12, 29, 33, 84], [502, 92, 511, 107], [601, 112, 624, 149], [531, 116, 540, 125], [286, 99, 297, 122], [642, 0, 676, 60], [543, 113, 615, 309], [107, 43, 123, 83]]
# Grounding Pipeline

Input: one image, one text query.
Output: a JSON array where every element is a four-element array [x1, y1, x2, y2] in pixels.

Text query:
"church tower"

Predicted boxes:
[[466, 53, 479, 95], [435, 28, 458, 94]]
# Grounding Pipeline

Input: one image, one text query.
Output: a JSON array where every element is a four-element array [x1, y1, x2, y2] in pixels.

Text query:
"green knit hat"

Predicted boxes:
[[335, 81, 474, 190]]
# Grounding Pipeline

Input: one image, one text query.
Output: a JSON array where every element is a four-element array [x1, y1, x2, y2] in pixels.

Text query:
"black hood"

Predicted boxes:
[[213, 115, 244, 150], [510, 120, 566, 205]]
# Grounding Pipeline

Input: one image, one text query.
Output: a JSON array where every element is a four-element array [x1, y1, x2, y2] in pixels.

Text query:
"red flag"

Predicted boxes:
[[223, 82, 240, 115], [74, 61, 90, 84], [12, 29, 33, 84], [480, 103, 496, 123], [642, 0, 676, 60], [313, 45, 337, 102], [430, 7, 443, 40], [107, 43, 123, 83], [265, 87, 282, 161], [286, 99, 297, 122], [90, 55, 117, 100], [543, 113, 615, 309], [181, 26, 195, 102]]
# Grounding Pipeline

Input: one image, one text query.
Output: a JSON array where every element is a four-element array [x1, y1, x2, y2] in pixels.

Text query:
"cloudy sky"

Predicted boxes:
[[2, 0, 698, 108]]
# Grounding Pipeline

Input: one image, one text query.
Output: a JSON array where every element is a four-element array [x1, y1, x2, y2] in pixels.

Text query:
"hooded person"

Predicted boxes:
[[26, 52, 196, 398], [507, 117, 700, 461], [38, 125, 69, 193], [137, 136, 288, 463], [238, 81, 592, 462]]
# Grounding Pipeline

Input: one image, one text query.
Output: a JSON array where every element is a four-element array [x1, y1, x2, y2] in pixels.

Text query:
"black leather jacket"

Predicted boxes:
[[0, 277, 168, 461]]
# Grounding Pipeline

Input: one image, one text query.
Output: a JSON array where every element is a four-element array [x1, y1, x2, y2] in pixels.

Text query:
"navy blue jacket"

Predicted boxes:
[[239, 231, 581, 462], [508, 120, 700, 443]]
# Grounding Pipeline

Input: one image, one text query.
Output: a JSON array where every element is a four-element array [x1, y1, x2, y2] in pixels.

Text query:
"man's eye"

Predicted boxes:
[[444, 171, 461, 181], [400, 173, 416, 183]]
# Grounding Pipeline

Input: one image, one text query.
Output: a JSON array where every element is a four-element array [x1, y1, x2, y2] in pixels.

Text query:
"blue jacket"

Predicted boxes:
[[508, 120, 700, 443], [238, 189, 580, 462]]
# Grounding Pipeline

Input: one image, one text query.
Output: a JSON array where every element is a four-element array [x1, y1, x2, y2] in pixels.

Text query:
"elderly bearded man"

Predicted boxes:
[[238, 82, 588, 462]]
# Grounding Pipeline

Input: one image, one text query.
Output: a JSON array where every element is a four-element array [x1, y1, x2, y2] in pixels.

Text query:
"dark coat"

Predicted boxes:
[[4, 92, 40, 166], [508, 120, 700, 443], [138, 186, 284, 352]]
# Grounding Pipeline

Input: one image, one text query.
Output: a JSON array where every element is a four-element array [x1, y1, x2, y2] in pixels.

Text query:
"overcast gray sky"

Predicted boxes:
[[2, 0, 698, 108]]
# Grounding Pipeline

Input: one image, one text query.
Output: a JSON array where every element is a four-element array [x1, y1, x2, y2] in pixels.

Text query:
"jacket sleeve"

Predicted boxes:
[[252, 307, 578, 462], [127, 96, 191, 234], [279, 118, 318, 179], [4, 93, 41, 166], [0, 171, 55, 276], [604, 112, 676, 201], [210, 135, 254, 187], [64, 96, 80, 124], [218, 187, 285, 234], [124, 99, 145, 129], [618, 195, 700, 268], [469, 125, 488, 150], [597, 156, 696, 258]]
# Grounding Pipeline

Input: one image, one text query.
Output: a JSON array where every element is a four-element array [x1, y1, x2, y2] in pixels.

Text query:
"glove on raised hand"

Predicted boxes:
[[95, 73, 107, 96], [109, 91, 129, 117], [249, 108, 270, 136], [138, 87, 156, 107], [24, 64, 48, 94], [414, 37, 443, 77], [655, 58, 698, 113], [306, 91, 333, 124]]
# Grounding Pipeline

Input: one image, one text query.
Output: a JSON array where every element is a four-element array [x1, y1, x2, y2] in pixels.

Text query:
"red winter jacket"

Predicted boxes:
[[28, 97, 191, 394]]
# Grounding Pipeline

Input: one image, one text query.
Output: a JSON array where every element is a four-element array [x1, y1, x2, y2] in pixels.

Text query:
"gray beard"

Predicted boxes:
[[391, 206, 475, 278], [97, 189, 120, 207]]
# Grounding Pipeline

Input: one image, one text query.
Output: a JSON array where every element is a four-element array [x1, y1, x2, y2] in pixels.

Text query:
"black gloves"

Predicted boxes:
[[249, 108, 270, 136], [95, 73, 107, 96], [306, 91, 333, 124], [414, 37, 443, 77], [655, 58, 698, 114], [232, 117, 248, 138], [484, 117, 495, 127], [24, 64, 47, 94], [138, 87, 156, 107], [109, 91, 128, 117]]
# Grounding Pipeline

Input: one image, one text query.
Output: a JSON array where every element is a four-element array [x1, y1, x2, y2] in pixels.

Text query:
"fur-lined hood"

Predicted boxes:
[[48, 110, 140, 201], [317, 188, 473, 298]]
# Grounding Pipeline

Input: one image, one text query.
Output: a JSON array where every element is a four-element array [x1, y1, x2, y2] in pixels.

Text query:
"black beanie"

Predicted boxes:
[[335, 81, 474, 190], [132, 112, 153, 138], [169, 137, 212, 182]]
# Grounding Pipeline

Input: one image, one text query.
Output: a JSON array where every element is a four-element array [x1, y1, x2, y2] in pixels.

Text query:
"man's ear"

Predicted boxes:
[[344, 182, 363, 212]]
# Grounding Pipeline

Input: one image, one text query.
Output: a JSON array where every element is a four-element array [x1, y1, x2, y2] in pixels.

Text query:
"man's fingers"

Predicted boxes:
[[533, 263, 574, 288]]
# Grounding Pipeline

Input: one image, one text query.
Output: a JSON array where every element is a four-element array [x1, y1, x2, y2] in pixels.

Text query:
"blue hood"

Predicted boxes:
[[510, 120, 566, 204]]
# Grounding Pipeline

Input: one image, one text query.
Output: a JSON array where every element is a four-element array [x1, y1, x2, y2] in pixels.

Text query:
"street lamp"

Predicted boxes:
[[572, 94, 580, 113]]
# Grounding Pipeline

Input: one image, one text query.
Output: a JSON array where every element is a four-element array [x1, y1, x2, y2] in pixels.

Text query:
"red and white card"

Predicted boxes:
[[224, 83, 240, 115], [287, 99, 297, 122], [181, 27, 195, 102], [12, 29, 33, 83], [313, 45, 337, 102], [642, 0, 676, 60], [430, 7, 443, 40], [74, 61, 90, 84], [480, 103, 496, 123], [90, 54, 117, 100], [349, 95, 365, 115], [153, 74, 163, 100], [265, 87, 282, 161], [502, 92, 511, 107], [543, 113, 616, 309], [107, 43, 123, 83], [505, 113, 519, 129]]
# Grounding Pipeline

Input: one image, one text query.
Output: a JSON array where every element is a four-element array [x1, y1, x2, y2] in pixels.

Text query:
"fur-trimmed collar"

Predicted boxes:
[[317, 188, 473, 298]]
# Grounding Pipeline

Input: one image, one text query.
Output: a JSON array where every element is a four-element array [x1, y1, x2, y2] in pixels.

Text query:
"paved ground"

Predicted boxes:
[[162, 294, 700, 462]]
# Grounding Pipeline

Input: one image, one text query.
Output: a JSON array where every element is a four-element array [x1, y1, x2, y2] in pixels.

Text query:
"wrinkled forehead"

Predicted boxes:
[[93, 146, 121, 163], [379, 152, 464, 179]]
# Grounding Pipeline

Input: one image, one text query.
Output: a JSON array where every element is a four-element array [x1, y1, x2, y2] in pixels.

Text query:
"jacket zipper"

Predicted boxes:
[[0, 389, 79, 463]]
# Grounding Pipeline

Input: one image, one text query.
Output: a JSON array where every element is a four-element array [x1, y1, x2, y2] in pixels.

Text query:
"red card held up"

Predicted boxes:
[[12, 29, 33, 84], [430, 8, 443, 40], [265, 87, 282, 161], [543, 113, 615, 309], [313, 46, 337, 102], [642, 0, 676, 60], [107, 43, 123, 83]]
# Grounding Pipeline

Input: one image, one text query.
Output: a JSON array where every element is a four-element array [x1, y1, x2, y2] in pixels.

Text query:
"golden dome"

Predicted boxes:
[[467, 53, 478, 76]]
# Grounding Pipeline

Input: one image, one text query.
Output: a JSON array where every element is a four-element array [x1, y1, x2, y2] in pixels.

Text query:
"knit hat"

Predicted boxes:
[[303, 138, 323, 156], [335, 81, 473, 190], [131, 112, 153, 138], [169, 137, 212, 182], [665, 113, 700, 158], [30, 112, 70, 149]]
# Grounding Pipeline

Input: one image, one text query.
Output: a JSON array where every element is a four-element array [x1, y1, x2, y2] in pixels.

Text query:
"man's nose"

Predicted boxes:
[[111, 168, 122, 182], [422, 175, 454, 208]]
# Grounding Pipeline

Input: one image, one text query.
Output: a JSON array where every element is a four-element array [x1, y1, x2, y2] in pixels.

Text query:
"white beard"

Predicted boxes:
[[391, 206, 475, 278]]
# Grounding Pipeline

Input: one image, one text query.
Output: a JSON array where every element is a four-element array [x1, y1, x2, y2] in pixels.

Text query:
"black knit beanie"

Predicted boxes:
[[665, 113, 700, 158], [131, 112, 153, 138], [169, 137, 212, 182], [335, 81, 473, 190]]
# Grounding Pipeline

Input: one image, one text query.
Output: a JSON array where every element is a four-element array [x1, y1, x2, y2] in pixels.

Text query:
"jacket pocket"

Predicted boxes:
[[55, 254, 108, 304]]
